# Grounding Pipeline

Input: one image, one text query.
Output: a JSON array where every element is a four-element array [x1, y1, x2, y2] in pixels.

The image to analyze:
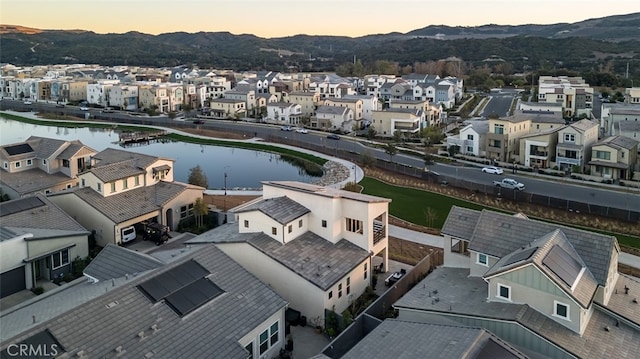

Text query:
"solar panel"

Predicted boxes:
[[138, 260, 209, 302], [0, 329, 63, 358], [542, 245, 583, 287], [502, 247, 538, 267], [0, 196, 45, 217], [4, 143, 34, 156], [165, 277, 224, 317]]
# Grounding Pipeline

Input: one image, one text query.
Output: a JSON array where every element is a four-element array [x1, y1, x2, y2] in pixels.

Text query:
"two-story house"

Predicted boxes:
[[446, 120, 489, 156], [266, 102, 302, 126], [588, 135, 639, 180], [223, 89, 257, 115], [341, 94, 379, 122], [0, 136, 97, 199], [108, 84, 139, 111], [209, 98, 246, 118], [538, 76, 594, 118], [48, 148, 204, 247], [0, 195, 89, 298], [600, 102, 640, 136], [556, 119, 599, 172], [313, 105, 354, 132], [392, 206, 640, 359], [186, 181, 391, 323], [138, 82, 171, 113], [288, 91, 322, 118], [624, 87, 640, 104], [371, 108, 424, 137], [519, 127, 562, 168]]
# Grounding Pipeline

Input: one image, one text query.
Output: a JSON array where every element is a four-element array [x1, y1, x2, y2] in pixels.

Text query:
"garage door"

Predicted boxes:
[[0, 266, 26, 298]]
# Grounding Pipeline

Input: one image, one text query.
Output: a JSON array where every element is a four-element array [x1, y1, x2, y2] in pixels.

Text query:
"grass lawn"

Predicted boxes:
[[359, 177, 640, 250]]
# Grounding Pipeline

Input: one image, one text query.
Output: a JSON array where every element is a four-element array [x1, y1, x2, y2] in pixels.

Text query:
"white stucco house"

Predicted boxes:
[[266, 102, 302, 126]]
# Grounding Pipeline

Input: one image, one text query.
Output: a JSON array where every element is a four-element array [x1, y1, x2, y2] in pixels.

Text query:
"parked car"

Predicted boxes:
[[80, 106, 90, 111], [482, 166, 504, 175], [280, 126, 292, 131], [23, 100, 33, 105], [121, 226, 137, 243], [327, 134, 340, 140], [493, 178, 525, 191], [295, 128, 308, 134], [143, 222, 170, 245], [55, 103, 65, 108], [102, 107, 115, 113]]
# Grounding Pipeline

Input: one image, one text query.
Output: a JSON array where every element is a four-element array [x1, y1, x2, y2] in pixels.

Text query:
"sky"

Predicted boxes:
[[1, 0, 638, 38]]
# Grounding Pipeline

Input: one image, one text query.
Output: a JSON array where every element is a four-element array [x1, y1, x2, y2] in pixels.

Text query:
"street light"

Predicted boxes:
[[224, 172, 228, 196]]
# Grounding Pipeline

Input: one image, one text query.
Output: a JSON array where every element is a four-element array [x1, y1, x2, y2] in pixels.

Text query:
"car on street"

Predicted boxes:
[[80, 106, 90, 111], [23, 100, 33, 105], [102, 107, 115, 113], [295, 128, 308, 134], [482, 166, 504, 175], [493, 178, 525, 191], [55, 103, 65, 108], [327, 134, 340, 140], [280, 126, 292, 131]]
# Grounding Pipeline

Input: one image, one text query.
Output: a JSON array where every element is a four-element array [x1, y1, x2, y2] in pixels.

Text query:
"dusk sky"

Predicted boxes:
[[1, 0, 638, 38]]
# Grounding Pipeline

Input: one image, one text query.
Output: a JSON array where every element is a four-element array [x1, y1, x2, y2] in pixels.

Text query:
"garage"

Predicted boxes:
[[1, 266, 26, 298]]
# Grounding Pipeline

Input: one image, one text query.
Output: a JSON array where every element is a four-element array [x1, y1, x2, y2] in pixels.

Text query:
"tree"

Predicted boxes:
[[424, 207, 438, 228], [392, 130, 403, 143], [384, 143, 397, 163], [366, 126, 377, 140], [422, 126, 444, 146], [193, 198, 208, 229], [423, 152, 434, 170], [187, 165, 209, 188], [360, 150, 376, 168]]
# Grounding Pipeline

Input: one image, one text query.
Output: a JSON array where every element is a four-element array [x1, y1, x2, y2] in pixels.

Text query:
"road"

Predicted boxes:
[[480, 89, 517, 118], [2, 99, 639, 212]]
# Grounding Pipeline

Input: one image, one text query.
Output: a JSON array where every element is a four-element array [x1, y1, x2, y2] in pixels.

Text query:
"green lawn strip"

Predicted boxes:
[[359, 176, 640, 250], [1, 112, 153, 132], [164, 133, 327, 166]]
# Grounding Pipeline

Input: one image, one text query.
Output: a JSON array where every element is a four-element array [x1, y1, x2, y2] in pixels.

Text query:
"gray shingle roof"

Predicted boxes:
[[234, 196, 310, 224], [83, 244, 164, 282], [484, 229, 598, 308], [63, 181, 191, 223], [0, 194, 87, 233], [570, 119, 598, 132], [0, 169, 76, 196], [440, 206, 482, 240], [56, 143, 95, 160], [394, 267, 640, 359], [316, 105, 349, 115], [0, 245, 288, 358], [92, 148, 162, 169], [89, 160, 147, 182], [341, 319, 527, 359], [594, 135, 639, 149], [444, 207, 617, 286], [248, 231, 369, 290], [25, 136, 68, 159]]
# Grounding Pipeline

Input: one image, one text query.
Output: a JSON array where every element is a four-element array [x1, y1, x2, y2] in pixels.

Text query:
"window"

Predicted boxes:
[[494, 124, 504, 134], [564, 133, 575, 142], [321, 220, 327, 228], [3, 162, 7, 169], [477, 253, 488, 266], [43, 159, 48, 165], [26, 159, 33, 166], [346, 277, 351, 295], [328, 291, 333, 299], [298, 219, 303, 228], [97, 183, 102, 192], [259, 322, 279, 355], [467, 134, 474, 140], [259, 329, 268, 355], [52, 249, 70, 269], [135, 175, 140, 186], [594, 150, 611, 160], [554, 301, 570, 320], [288, 224, 292, 233], [81, 179, 85, 187], [497, 284, 511, 301], [272, 227, 277, 235], [364, 263, 368, 280], [244, 220, 249, 228], [62, 159, 70, 168], [346, 218, 363, 234], [269, 322, 279, 346], [122, 178, 128, 189], [111, 182, 116, 193], [338, 283, 343, 298], [14, 161, 21, 168]]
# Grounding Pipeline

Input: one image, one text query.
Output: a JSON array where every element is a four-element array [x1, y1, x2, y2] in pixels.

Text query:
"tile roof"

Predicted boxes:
[[484, 229, 598, 308], [394, 267, 640, 359], [92, 148, 161, 169], [615, 121, 640, 132], [316, 105, 349, 115], [605, 274, 640, 326], [248, 231, 369, 290], [0, 194, 87, 234], [83, 244, 164, 282], [514, 110, 565, 123], [0, 245, 288, 358], [444, 207, 617, 286], [440, 206, 482, 240], [594, 135, 639, 149], [233, 196, 310, 224], [25, 136, 68, 159], [570, 119, 598, 132], [262, 181, 391, 204], [59, 181, 192, 223], [341, 319, 527, 359], [0, 169, 76, 195], [89, 160, 147, 182]]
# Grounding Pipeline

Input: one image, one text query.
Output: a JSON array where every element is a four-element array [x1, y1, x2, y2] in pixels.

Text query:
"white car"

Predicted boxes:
[[80, 106, 90, 111], [280, 126, 292, 131], [23, 100, 33, 105], [482, 166, 504, 175], [295, 128, 308, 134]]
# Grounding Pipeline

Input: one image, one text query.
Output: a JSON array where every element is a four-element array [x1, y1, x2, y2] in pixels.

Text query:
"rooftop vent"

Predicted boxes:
[[151, 324, 159, 332], [138, 331, 147, 340], [106, 301, 119, 309], [77, 350, 87, 358]]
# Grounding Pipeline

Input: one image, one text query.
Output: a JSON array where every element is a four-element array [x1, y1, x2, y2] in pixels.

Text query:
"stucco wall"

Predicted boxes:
[[49, 193, 116, 246]]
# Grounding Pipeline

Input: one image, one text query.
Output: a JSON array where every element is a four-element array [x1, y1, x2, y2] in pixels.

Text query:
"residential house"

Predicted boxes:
[[600, 102, 640, 136], [486, 114, 531, 163], [313, 105, 354, 132], [224, 89, 257, 115], [519, 127, 562, 168], [364, 74, 397, 98], [308, 74, 356, 99], [288, 91, 322, 118], [588, 135, 638, 180], [203, 75, 233, 101], [371, 108, 424, 137], [0, 136, 97, 199], [538, 76, 594, 118], [324, 97, 364, 128], [108, 84, 139, 111], [0, 245, 289, 359], [209, 98, 246, 118], [341, 94, 379, 122], [138, 82, 170, 113], [446, 120, 489, 156], [394, 206, 640, 359], [48, 148, 204, 246], [613, 120, 640, 142], [256, 93, 279, 119], [624, 87, 640, 104], [166, 83, 185, 112], [0, 195, 89, 298], [186, 181, 390, 323], [266, 102, 302, 126], [435, 83, 456, 109], [388, 99, 433, 127], [87, 80, 119, 108], [556, 119, 599, 172]]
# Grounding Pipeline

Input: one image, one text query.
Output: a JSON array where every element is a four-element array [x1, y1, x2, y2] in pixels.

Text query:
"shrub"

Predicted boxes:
[[32, 287, 44, 295]]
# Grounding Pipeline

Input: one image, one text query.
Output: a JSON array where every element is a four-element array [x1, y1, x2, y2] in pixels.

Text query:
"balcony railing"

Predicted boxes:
[[373, 221, 386, 245]]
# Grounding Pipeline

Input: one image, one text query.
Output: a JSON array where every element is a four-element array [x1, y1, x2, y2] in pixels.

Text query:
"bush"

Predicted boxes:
[[32, 287, 44, 295]]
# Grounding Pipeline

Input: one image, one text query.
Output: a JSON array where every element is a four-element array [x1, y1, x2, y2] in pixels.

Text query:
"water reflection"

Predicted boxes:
[[0, 118, 321, 189]]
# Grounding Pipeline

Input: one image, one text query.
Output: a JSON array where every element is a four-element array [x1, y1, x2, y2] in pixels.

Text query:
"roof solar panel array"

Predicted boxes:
[[502, 247, 538, 267], [4, 143, 34, 156], [542, 245, 583, 287]]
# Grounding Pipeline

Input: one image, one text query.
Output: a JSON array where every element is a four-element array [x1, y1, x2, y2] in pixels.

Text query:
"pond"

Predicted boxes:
[[0, 117, 320, 189]]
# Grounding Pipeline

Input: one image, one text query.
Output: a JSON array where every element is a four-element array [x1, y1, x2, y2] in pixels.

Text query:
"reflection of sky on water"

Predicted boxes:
[[0, 118, 316, 189]]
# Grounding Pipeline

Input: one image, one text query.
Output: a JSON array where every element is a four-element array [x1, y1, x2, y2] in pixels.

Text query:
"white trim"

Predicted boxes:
[[570, 267, 586, 292], [497, 283, 512, 301], [476, 252, 488, 266], [553, 300, 571, 321]]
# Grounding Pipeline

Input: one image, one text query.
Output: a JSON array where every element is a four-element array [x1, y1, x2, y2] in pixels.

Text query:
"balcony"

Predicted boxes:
[[373, 221, 386, 245]]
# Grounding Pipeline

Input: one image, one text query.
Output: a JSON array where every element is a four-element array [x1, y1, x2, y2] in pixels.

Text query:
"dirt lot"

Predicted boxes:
[[204, 194, 259, 211]]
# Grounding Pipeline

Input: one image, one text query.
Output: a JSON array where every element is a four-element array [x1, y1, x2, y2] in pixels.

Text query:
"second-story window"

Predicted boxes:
[[97, 183, 102, 192], [26, 159, 33, 166], [321, 220, 327, 228], [338, 283, 343, 298], [110, 182, 116, 193], [298, 219, 303, 228], [346, 218, 363, 234], [288, 225, 292, 233], [244, 220, 249, 228], [272, 227, 277, 235], [122, 178, 128, 189], [135, 175, 140, 186]]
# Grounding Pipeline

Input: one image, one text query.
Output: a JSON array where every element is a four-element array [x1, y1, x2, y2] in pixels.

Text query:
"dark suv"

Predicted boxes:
[[143, 222, 171, 245]]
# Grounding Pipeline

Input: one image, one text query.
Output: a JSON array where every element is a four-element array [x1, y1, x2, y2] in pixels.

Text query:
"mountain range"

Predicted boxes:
[[1, 13, 639, 74]]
